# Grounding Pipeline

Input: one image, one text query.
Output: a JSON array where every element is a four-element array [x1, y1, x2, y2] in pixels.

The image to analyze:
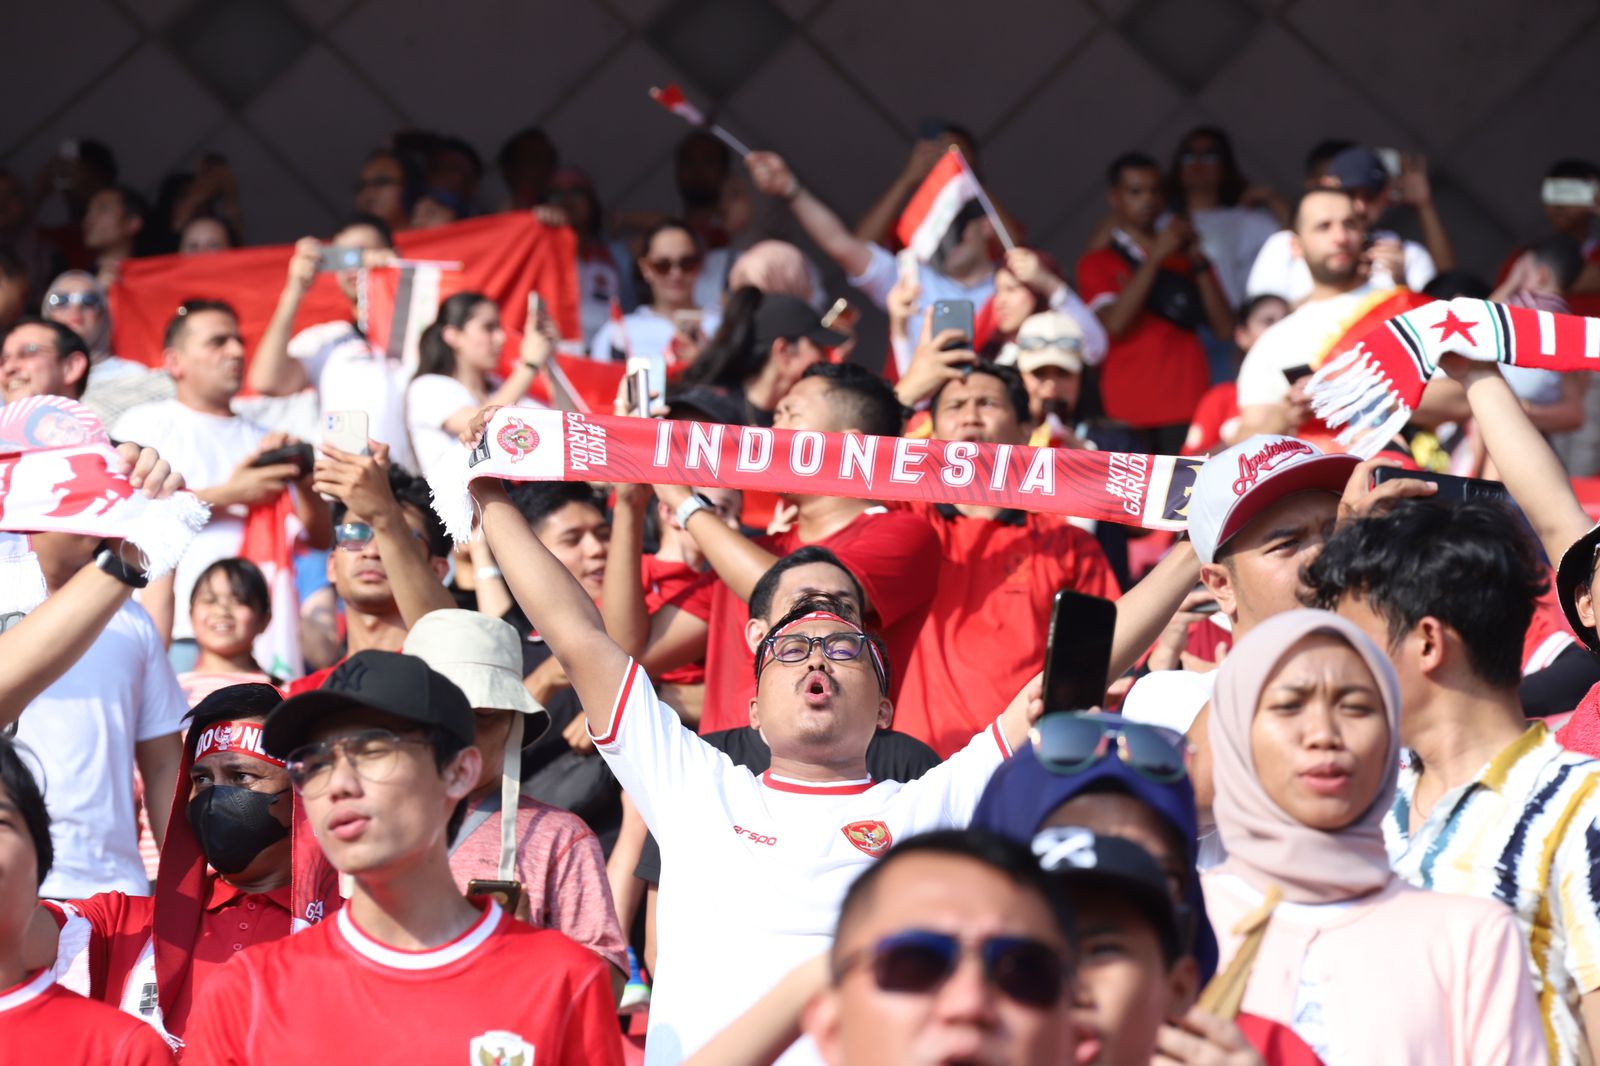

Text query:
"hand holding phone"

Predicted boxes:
[[1369, 466, 1509, 504], [251, 442, 315, 478], [317, 246, 363, 272], [323, 411, 370, 456], [929, 299, 975, 351]]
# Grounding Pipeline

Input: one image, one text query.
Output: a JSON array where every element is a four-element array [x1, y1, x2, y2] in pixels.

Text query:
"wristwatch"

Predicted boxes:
[[674, 492, 715, 529], [94, 541, 147, 589]]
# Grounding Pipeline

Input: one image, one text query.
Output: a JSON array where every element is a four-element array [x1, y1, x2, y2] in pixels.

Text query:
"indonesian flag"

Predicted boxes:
[[238, 491, 304, 680], [896, 148, 983, 263], [358, 262, 456, 371], [649, 84, 706, 126]]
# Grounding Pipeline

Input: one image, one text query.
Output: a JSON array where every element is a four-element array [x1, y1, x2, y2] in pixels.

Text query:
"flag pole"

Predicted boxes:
[[708, 124, 753, 159], [953, 148, 1015, 252]]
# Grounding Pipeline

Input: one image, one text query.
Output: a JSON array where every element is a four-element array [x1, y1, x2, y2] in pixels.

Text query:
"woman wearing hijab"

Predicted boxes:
[[1205, 610, 1543, 1065], [41, 269, 172, 426]]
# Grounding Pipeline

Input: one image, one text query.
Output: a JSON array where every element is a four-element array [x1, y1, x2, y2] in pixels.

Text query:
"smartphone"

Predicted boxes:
[[465, 878, 523, 915], [323, 411, 370, 456], [896, 248, 920, 287], [1543, 177, 1598, 208], [1281, 363, 1314, 385], [526, 291, 544, 329], [929, 299, 975, 351], [1370, 466, 1510, 504], [251, 442, 315, 477], [820, 298, 858, 332], [626, 355, 667, 418], [317, 246, 363, 272], [1042, 590, 1118, 714], [672, 308, 704, 338]]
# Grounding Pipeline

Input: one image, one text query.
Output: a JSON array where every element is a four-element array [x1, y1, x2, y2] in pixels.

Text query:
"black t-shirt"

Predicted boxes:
[[632, 728, 941, 883]]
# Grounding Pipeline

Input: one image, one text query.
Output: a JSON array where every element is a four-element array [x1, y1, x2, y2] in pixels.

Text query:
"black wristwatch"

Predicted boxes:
[[94, 542, 148, 589]]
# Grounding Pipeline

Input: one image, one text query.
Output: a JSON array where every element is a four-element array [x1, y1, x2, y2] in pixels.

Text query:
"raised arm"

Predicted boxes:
[[247, 238, 319, 396], [600, 485, 652, 657], [651, 483, 779, 602], [1108, 539, 1201, 682], [474, 478, 633, 731], [746, 152, 874, 280]]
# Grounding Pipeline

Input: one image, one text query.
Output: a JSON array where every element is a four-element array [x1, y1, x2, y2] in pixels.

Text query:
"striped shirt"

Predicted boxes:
[[1385, 723, 1600, 1065]]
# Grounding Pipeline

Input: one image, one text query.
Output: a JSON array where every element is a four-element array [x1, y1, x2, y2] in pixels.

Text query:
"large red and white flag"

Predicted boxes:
[[896, 148, 983, 263]]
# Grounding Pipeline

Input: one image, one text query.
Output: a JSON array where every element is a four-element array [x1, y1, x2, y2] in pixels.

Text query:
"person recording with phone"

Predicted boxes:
[[246, 215, 414, 469], [588, 219, 721, 368], [113, 300, 331, 670]]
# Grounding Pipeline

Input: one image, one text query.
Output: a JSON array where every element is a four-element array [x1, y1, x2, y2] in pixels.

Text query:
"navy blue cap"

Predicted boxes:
[[971, 739, 1219, 982]]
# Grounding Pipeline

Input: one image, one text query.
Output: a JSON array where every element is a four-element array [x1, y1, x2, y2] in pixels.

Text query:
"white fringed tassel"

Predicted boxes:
[[121, 492, 211, 579], [1307, 346, 1412, 460], [427, 449, 477, 546]]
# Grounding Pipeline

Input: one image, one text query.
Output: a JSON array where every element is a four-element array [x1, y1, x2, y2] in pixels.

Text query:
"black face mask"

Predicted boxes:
[[186, 786, 289, 876]]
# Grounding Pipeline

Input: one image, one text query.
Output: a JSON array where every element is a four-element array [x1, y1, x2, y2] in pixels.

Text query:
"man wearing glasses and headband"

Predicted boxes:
[[288, 454, 455, 694], [185, 651, 623, 1064], [476, 471, 1047, 1065]]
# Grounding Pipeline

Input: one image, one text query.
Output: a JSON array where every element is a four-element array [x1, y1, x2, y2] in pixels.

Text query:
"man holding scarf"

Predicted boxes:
[[23, 683, 336, 1052]]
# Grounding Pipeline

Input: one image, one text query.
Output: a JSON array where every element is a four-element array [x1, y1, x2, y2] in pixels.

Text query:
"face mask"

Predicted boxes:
[[187, 786, 289, 875]]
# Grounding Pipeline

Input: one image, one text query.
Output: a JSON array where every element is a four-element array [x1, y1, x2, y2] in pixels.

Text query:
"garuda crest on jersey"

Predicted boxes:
[[841, 820, 893, 856], [470, 1030, 533, 1066]]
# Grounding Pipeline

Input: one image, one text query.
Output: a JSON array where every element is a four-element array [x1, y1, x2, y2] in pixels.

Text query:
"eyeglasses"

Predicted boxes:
[[1030, 712, 1188, 783], [761, 631, 869, 666], [834, 930, 1068, 1008], [45, 291, 104, 311], [646, 255, 701, 275], [334, 522, 425, 552], [285, 728, 432, 797], [1016, 335, 1082, 354]]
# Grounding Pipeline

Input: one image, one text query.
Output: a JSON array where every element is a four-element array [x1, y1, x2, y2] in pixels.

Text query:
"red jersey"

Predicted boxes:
[[642, 554, 708, 686], [1077, 247, 1211, 428], [1524, 584, 1578, 674], [285, 662, 338, 697], [894, 503, 1121, 756], [46, 879, 294, 1045], [184, 899, 621, 1066], [0, 969, 175, 1065], [679, 508, 942, 734]]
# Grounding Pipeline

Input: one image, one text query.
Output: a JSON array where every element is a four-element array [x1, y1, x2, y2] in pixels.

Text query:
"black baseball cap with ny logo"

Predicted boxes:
[[262, 650, 475, 758]]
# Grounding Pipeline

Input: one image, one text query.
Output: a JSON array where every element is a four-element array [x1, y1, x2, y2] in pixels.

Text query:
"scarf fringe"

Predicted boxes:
[[124, 493, 211, 579], [428, 453, 476, 545], [1307, 346, 1412, 459], [0, 552, 48, 615]]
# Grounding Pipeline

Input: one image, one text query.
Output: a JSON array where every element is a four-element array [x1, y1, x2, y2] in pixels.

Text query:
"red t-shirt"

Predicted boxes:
[[1077, 247, 1212, 428], [679, 508, 942, 734], [1183, 382, 1240, 456], [642, 554, 708, 686], [0, 970, 175, 1065], [893, 503, 1122, 757], [184, 899, 622, 1066], [286, 662, 339, 697], [47, 878, 294, 1043]]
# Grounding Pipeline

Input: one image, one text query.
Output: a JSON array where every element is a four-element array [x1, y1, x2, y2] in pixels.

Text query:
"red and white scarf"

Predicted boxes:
[[1308, 297, 1600, 457]]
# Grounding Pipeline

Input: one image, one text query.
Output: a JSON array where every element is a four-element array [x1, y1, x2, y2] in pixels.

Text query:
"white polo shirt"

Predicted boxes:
[[592, 660, 1011, 1065]]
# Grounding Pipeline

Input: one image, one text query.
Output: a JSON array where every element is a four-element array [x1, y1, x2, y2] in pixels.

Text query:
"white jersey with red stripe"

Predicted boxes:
[[591, 660, 1012, 1065]]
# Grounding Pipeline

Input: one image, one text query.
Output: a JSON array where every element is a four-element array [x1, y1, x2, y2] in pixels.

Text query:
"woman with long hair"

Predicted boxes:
[[1202, 610, 1543, 1064], [1166, 127, 1284, 306], [405, 291, 553, 481], [588, 219, 721, 368]]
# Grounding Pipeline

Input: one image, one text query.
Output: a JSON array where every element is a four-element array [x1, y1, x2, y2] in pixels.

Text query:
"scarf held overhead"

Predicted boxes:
[[429, 407, 1204, 542], [1308, 297, 1600, 457]]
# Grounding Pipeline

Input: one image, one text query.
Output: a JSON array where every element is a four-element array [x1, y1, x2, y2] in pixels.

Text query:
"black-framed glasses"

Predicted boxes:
[[1030, 712, 1188, 783], [284, 728, 432, 797], [45, 290, 104, 311], [646, 255, 701, 275], [834, 930, 1068, 1008], [761, 631, 869, 666]]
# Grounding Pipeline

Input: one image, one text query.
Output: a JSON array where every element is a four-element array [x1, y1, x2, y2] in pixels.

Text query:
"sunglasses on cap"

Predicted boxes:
[[1016, 335, 1082, 353], [834, 930, 1068, 1008], [45, 291, 105, 311], [646, 254, 702, 275], [1030, 713, 1188, 783]]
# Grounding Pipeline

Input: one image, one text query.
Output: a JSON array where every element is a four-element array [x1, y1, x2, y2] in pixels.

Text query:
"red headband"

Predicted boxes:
[[192, 720, 285, 768], [772, 610, 862, 638]]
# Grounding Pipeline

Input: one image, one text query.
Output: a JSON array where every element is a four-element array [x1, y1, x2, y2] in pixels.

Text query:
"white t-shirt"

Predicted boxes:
[[405, 376, 548, 484], [1245, 229, 1435, 303], [112, 400, 271, 642], [1189, 206, 1282, 308], [289, 320, 415, 472], [592, 660, 1011, 1065], [1235, 285, 1389, 408], [15, 600, 187, 897], [588, 306, 723, 365]]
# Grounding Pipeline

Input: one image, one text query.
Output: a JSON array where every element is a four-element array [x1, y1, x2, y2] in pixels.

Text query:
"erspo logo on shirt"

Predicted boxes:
[[470, 1030, 533, 1065], [841, 820, 893, 856], [733, 825, 778, 846]]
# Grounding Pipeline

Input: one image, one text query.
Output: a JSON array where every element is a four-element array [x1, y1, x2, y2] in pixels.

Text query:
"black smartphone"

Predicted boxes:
[[1042, 590, 1118, 714], [250, 442, 315, 477], [466, 878, 523, 915], [1281, 364, 1314, 385], [1370, 466, 1510, 504], [929, 299, 975, 351]]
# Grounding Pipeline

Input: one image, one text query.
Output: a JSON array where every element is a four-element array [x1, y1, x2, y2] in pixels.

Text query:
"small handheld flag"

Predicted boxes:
[[648, 84, 753, 158]]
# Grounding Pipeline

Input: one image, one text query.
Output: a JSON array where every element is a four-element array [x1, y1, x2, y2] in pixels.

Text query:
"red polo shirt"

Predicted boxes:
[[678, 507, 942, 734], [893, 503, 1122, 756], [47, 878, 294, 1042], [0, 970, 174, 1065]]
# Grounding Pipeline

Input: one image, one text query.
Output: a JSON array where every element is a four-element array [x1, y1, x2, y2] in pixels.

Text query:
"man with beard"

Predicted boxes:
[[24, 685, 335, 1052], [1234, 188, 1394, 439]]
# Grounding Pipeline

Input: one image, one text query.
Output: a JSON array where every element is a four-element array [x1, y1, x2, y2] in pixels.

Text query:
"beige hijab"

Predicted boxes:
[[1209, 608, 1401, 904]]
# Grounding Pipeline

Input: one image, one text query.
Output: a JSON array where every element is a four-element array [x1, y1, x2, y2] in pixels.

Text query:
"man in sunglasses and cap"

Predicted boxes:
[[403, 609, 628, 990], [476, 472, 1047, 1065], [184, 650, 622, 1065]]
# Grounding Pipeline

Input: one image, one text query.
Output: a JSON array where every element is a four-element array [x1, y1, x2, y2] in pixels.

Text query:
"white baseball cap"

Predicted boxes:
[[1011, 311, 1085, 376], [403, 609, 550, 745], [1188, 435, 1359, 564]]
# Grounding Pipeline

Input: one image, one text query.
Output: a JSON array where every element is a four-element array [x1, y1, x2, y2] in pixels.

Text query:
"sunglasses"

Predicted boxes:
[[1030, 713, 1188, 783], [45, 291, 104, 311], [334, 522, 426, 551], [835, 930, 1067, 1008], [646, 255, 701, 275]]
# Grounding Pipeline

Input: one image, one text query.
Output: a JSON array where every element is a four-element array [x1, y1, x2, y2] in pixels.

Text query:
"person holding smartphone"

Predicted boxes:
[[588, 220, 721, 368]]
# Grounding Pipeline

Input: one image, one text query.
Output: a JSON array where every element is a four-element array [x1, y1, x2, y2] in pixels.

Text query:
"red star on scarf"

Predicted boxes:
[[1429, 309, 1478, 347]]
